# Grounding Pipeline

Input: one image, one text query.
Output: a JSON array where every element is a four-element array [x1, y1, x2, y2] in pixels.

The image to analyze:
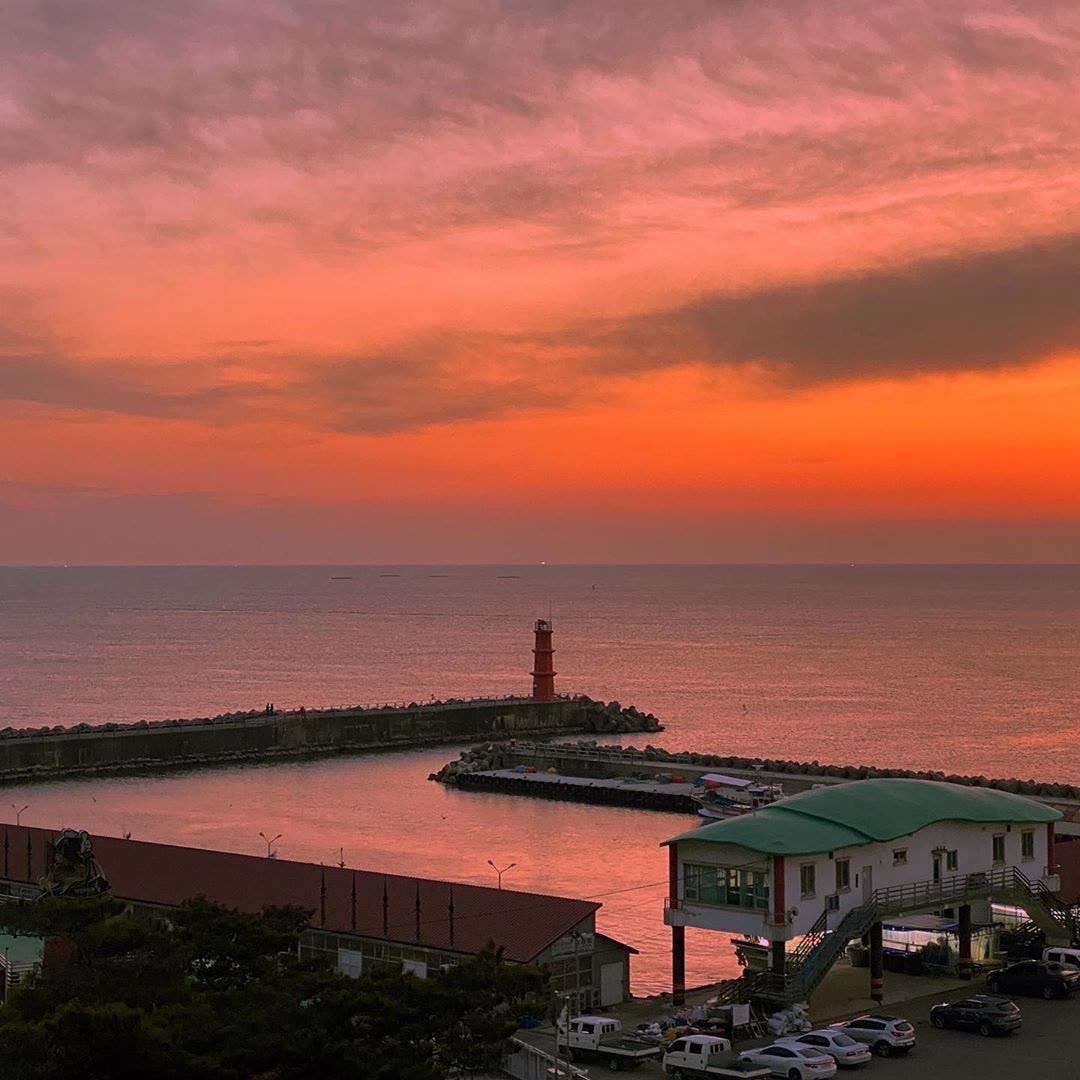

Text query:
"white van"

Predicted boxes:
[[1043, 946, 1080, 969]]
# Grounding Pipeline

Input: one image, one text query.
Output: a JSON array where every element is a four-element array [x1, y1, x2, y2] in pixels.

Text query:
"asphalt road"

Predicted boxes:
[[526, 990, 1080, 1080]]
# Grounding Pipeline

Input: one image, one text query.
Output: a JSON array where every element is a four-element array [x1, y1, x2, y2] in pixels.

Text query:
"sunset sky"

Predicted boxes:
[[4, 0, 1080, 563]]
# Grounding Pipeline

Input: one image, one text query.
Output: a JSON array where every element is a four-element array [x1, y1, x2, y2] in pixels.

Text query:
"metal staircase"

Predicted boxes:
[[715, 867, 1080, 1008]]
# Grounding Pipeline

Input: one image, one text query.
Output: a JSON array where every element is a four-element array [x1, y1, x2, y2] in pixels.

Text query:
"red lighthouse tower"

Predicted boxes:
[[531, 619, 557, 701]]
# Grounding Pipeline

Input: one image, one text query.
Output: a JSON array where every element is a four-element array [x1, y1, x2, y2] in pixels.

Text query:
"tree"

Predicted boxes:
[[0, 896, 548, 1079]]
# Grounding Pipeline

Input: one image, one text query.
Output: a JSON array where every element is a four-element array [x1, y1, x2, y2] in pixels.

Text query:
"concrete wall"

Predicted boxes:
[[0, 698, 597, 783]]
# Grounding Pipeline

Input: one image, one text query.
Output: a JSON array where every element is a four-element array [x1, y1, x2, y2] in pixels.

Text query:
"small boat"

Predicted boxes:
[[732, 936, 770, 971], [692, 773, 785, 820]]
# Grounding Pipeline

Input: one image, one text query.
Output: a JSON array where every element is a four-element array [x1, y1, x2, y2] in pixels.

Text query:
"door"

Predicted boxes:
[[600, 961, 624, 1007], [862, 866, 873, 903], [932, 854, 942, 885]]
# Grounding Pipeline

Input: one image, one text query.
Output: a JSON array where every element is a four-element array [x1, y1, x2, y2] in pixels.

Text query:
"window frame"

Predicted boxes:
[[992, 834, 1006, 865], [1021, 830, 1035, 861], [946, 849, 959, 872], [835, 857, 851, 892], [892, 848, 908, 866], [800, 862, 816, 899]]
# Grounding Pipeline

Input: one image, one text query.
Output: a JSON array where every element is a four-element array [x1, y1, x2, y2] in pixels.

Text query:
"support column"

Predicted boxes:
[[669, 844, 686, 1005], [958, 904, 972, 977], [672, 925, 686, 1006], [869, 921, 883, 1004], [1047, 823, 1057, 875], [771, 940, 786, 977]]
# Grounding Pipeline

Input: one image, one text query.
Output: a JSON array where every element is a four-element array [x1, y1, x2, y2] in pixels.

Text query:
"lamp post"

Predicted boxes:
[[11, 805, 27, 827], [487, 859, 517, 889], [259, 832, 282, 858]]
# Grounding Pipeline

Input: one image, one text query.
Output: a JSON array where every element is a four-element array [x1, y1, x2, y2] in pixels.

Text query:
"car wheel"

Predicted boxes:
[[608, 1058, 621, 1072], [988, 979, 1001, 993], [1042, 986, 1056, 1000], [670, 1070, 685, 1080], [788, 1069, 801, 1080], [874, 1041, 891, 1057], [931, 1011, 947, 1029], [978, 1020, 993, 1037]]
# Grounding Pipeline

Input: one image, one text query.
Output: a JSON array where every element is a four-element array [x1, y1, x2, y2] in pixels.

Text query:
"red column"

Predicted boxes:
[[869, 921, 883, 1003], [531, 619, 557, 701], [669, 844, 686, 1005], [958, 904, 972, 971], [772, 855, 786, 925]]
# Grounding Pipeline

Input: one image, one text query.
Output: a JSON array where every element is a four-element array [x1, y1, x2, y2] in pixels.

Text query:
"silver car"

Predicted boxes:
[[778, 1030, 873, 1067], [829, 1014, 915, 1057]]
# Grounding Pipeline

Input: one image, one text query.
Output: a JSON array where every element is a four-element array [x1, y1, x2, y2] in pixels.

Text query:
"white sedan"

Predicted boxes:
[[739, 1044, 839, 1079], [778, 1031, 872, 1067]]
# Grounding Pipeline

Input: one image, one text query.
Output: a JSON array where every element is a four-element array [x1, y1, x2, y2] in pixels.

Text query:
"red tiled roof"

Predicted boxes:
[[0, 826, 599, 964]]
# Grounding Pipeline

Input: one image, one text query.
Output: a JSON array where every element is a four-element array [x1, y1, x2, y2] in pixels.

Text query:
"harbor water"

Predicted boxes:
[[2, 564, 1079, 992]]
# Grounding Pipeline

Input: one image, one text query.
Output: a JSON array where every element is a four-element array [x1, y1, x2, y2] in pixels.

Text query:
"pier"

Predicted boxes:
[[435, 740, 1080, 832], [455, 768, 700, 812], [0, 697, 661, 785]]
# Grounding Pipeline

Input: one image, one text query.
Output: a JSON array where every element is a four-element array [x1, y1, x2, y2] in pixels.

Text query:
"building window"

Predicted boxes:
[[992, 835, 1006, 864], [835, 858, 851, 892], [683, 863, 769, 909], [1021, 831, 1035, 860], [946, 850, 959, 872], [800, 863, 816, 899], [892, 849, 907, 866]]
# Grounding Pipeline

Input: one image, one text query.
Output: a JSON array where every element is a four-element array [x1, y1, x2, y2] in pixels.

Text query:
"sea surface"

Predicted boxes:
[[1, 564, 1078, 992]]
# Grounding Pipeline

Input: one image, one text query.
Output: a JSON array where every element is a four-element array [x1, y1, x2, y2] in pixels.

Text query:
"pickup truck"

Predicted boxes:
[[664, 1035, 773, 1079], [559, 1015, 663, 1071]]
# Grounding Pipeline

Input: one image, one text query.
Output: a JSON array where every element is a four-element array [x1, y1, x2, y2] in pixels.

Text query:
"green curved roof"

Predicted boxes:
[[664, 779, 1061, 856]]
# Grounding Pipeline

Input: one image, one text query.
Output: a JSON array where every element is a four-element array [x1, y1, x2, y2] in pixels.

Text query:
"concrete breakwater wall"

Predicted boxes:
[[455, 770, 700, 812], [433, 740, 1080, 825], [0, 697, 662, 784]]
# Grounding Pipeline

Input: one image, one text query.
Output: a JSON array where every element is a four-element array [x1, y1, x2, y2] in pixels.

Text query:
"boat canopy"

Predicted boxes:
[[699, 773, 755, 789]]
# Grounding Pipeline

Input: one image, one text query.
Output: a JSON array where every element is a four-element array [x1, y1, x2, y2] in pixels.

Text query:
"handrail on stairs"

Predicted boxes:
[[704, 864, 1080, 1008]]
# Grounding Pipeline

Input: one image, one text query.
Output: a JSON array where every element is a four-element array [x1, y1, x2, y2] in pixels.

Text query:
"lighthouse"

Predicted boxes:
[[530, 619, 557, 701]]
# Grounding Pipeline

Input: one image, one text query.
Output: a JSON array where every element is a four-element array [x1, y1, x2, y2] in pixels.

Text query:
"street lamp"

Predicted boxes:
[[259, 832, 282, 858], [11, 805, 27, 827], [487, 859, 517, 889]]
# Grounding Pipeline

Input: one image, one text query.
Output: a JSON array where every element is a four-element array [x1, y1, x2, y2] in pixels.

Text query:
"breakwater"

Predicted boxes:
[[0, 697, 662, 784], [455, 769, 700, 812], [433, 740, 1080, 827]]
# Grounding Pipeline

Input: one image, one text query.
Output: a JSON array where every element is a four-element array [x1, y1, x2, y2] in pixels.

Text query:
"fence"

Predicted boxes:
[[503, 1038, 587, 1080]]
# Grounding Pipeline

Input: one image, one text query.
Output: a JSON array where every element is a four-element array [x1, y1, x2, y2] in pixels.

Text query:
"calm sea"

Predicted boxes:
[[1, 565, 1078, 992]]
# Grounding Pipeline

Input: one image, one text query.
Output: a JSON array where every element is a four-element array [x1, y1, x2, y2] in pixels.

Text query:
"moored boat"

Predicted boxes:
[[692, 773, 785, 819]]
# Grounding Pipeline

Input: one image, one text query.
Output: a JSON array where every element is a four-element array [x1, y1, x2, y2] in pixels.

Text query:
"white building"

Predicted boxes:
[[662, 779, 1067, 1003]]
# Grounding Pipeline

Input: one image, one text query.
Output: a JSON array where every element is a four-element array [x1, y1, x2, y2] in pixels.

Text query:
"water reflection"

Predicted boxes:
[[8, 746, 738, 993]]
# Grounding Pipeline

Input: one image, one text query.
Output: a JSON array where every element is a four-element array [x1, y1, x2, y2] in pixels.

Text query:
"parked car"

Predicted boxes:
[[663, 1035, 773, 1078], [559, 1016, 663, 1070], [738, 1044, 838, 1079], [828, 1015, 916, 1057], [928, 995, 1022, 1036], [1042, 946, 1080, 970], [987, 959, 1080, 999], [777, 1031, 872, 1067]]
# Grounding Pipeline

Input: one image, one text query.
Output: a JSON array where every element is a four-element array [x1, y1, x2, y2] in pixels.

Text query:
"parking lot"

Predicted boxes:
[[523, 989, 1080, 1080]]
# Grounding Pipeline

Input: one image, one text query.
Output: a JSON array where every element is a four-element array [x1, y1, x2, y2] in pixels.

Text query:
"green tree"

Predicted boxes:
[[0, 896, 548, 1080]]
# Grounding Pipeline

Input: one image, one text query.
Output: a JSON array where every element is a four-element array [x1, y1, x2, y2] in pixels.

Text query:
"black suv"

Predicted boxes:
[[987, 959, 1080, 999], [929, 995, 1022, 1036]]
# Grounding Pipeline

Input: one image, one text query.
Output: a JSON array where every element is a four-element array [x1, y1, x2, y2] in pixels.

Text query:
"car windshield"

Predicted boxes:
[[831, 1035, 858, 1046], [997, 1002, 1019, 1013], [892, 1021, 913, 1031], [797, 1049, 825, 1059]]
